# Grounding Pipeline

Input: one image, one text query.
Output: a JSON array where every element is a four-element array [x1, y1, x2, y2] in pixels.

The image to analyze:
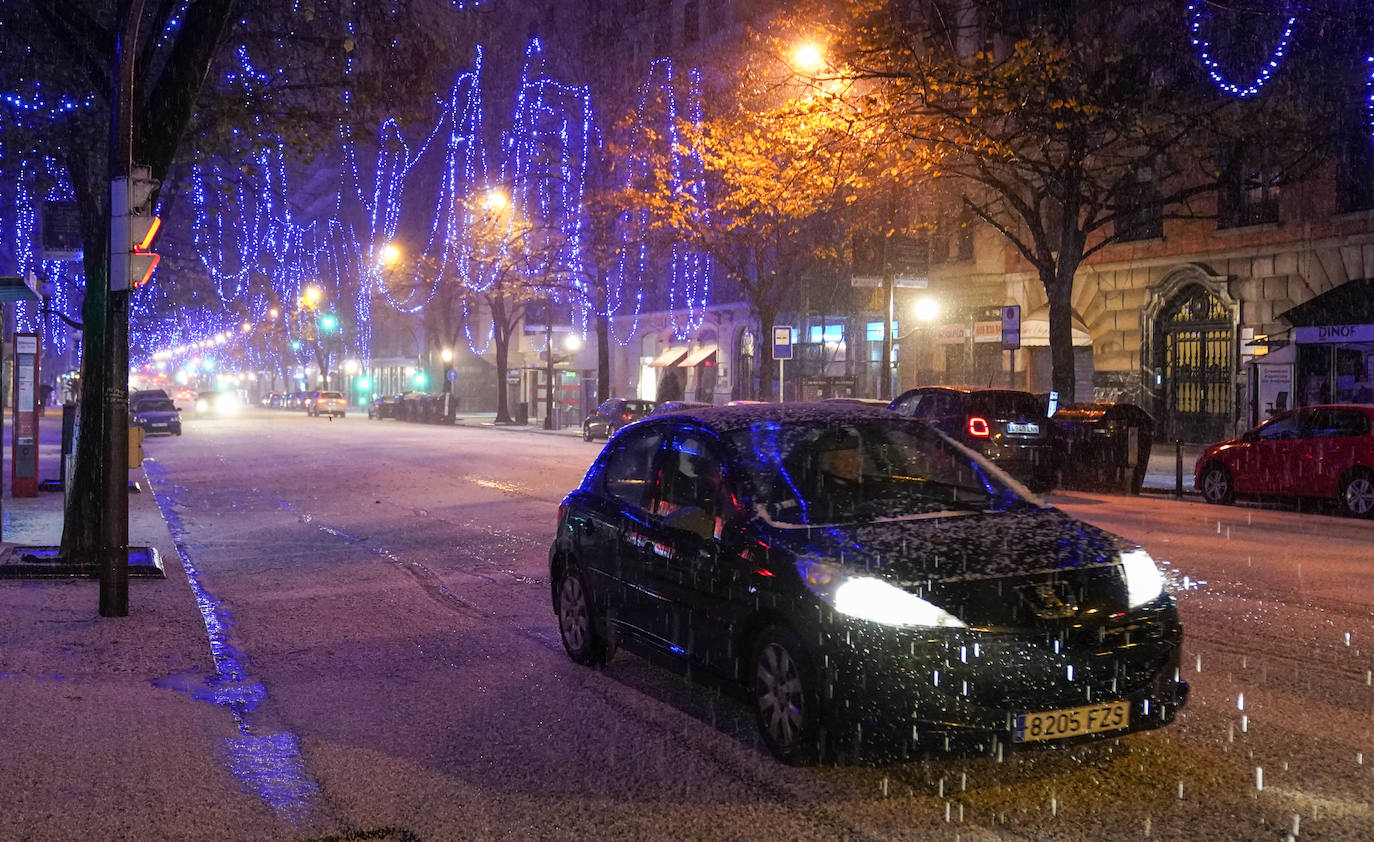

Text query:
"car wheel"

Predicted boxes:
[[1200, 463, 1234, 505], [1339, 469, 1374, 518], [752, 625, 820, 765], [555, 568, 612, 665], [583, 423, 593, 442]]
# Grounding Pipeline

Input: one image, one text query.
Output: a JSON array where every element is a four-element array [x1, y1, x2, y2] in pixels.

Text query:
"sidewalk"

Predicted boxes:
[[0, 420, 282, 840]]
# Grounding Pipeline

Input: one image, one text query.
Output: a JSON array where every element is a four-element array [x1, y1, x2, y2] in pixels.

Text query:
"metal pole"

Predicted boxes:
[[778, 358, 784, 402], [101, 0, 143, 617], [1174, 439, 1183, 499], [544, 319, 556, 430], [880, 270, 894, 401]]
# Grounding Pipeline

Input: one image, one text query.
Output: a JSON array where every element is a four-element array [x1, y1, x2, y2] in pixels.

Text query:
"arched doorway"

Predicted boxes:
[[1154, 285, 1234, 442]]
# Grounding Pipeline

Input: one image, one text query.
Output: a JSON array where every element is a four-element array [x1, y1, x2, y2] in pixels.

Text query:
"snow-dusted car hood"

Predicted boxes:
[[759, 507, 1126, 584]]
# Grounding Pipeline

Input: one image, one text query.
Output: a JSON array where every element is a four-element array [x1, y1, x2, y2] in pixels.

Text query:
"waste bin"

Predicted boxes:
[[514, 402, 529, 425], [1053, 403, 1154, 494]]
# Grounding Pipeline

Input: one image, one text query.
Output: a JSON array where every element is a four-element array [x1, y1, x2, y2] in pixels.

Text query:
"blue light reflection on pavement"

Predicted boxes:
[[144, 460, 319, 822]]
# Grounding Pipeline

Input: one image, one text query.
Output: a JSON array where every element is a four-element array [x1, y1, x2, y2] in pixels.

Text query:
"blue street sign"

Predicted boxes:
[[772, 326, 793, 360], [1001, 305, 1021, 350]]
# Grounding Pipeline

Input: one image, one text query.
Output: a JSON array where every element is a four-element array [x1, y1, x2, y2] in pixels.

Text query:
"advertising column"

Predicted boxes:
[[11, 332, 39, 497]]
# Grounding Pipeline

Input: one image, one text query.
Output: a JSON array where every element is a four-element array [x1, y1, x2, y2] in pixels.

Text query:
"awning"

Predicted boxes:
[[649, 346, 689, 367], [677, 345, 718, 367], [1020, 309, 1093, 347]]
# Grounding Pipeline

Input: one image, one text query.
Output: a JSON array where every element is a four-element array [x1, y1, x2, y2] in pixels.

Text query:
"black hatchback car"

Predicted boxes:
[[582, 398, 657, 441], [889, 387, 1058, 490], [550, 403, 1186, 763]]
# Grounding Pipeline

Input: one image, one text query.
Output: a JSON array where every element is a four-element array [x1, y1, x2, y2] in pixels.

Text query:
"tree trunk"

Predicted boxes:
[[491, 291, 513, 423], [756, 304, 777, 401], [596, 300, 610, 405], [59, 149, 108, 563], [1045, 264, 1079, 404]]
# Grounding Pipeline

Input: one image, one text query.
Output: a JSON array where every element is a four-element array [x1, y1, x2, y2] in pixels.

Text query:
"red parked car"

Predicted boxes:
[[1194, 404, 1374, 517]]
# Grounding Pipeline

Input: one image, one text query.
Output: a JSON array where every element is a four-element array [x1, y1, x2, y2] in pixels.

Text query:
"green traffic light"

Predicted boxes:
[[319, 313, 339, 332]]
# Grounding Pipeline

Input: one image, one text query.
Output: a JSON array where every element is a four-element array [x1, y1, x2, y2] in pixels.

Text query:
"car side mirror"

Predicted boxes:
[[662, 505, 716, 540], [1241, 430, 1258, 443]]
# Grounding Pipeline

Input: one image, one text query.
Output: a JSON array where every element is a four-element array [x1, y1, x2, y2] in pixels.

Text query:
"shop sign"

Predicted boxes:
[[936, 323, 969, 345], [973, 321, 1003, 343], [1294, 324, 1374, 344]]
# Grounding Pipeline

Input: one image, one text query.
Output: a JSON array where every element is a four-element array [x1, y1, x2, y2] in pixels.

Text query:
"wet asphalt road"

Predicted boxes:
[[139, 407, 1374, 841]]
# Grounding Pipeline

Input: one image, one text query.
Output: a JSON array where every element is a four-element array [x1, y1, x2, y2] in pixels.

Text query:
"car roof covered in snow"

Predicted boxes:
[[651, 401, 900, 435]]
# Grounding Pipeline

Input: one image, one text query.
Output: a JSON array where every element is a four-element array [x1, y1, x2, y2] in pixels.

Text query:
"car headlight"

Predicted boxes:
[[797, 558, 966, 628], [1120, 548, 1165, 608], [196, 400, 209, 411]]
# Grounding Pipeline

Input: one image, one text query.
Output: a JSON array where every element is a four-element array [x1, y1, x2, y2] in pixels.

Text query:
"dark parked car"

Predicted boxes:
[[582, 398, 657, 441], [307, 390, 346, 418], [889, 386, 1058, 491], [550, 403, 1186, 763], [1195, 404, 1374, 517], [130, 397, 182, 436], [368, 394, 399, 420], [648, 400, 713, 417]]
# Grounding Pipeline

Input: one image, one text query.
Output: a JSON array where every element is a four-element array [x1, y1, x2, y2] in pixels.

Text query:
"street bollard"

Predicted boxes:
[[1175, 439, 1183, 499]]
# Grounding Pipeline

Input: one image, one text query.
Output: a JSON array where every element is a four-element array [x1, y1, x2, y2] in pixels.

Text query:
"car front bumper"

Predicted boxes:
[[813, 612, 1187, 757]]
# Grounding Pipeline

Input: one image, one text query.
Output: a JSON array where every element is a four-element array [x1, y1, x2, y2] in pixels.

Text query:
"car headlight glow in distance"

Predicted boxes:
[[1121, 548, 1165, 608]]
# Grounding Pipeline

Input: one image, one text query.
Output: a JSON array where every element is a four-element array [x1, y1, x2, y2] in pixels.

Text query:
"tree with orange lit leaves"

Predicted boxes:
[[776, 0, 1346, 402]]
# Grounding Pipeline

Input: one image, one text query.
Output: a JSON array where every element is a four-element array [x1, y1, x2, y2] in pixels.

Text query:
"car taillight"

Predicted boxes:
[[968, 416, 990, 437], [317, 398, 325, 404], [620, 411, 632, 421]]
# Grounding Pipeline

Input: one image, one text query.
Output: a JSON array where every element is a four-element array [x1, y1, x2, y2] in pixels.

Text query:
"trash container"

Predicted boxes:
[[514, 402, 529, 426], [1052, 403, 1155, 494]]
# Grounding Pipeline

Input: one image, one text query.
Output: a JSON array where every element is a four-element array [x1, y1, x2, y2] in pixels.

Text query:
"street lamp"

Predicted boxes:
[[792, 42, 825, 74], [377, 242, 401, 267]]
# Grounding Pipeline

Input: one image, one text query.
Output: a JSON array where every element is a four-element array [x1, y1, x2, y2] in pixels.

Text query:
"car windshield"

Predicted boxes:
[[320, 392, 343, 399], [135, 399, 176, 412], [723, 417, 1027, 526]]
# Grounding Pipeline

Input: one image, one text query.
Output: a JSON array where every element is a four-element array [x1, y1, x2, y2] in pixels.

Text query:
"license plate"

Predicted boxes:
[[1006, 422, 1040, 435], [1014, 700, 1130, 743]]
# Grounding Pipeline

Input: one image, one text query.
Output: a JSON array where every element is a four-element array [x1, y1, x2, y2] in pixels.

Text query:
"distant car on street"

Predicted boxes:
[[1195, 404, 1374, 517], [582, 398, 657, 441], [549, 402, 1186, 763], [889, 386, 1058, 491], [130, 397, 182, 436], [194, 390, 240, 415], [307, 390, 346, 418], [368, 394, 399, 420]]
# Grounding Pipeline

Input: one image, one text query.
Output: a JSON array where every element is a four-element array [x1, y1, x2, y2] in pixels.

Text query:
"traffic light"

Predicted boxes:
[[111, 167, 161, 291]]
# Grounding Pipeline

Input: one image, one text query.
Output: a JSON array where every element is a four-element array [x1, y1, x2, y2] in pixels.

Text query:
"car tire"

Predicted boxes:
[[752, 624, 821, 765], [1200, 463, 1234, 505], [1339, 469, 1374, 518], [555, 568, 612, 666], [583, 423, 593, 442]]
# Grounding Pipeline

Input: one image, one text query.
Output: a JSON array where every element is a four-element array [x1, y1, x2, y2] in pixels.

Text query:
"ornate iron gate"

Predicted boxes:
[[1159, 287, 1233, 442]]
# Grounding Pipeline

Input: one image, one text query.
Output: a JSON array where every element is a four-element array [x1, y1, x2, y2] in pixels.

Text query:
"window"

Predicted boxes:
[[1337, 99, 1374, 213], [653, 433, 730, 525], [1304, 409, 1370, 439], [683, 0, 699, 45], [866, 321, 898, 342], [1115, 169, 1162, 242], [600, 430, 663, 509], [653, 0, 672, 53], [1219, 143, 1279, 228], [809, 323, 845, 344], [1255, 414, 1303, 441]]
